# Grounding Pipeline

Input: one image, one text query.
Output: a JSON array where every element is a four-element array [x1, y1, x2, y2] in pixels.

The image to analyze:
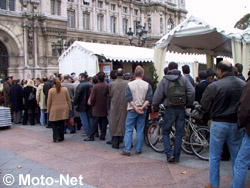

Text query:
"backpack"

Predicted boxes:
[[167, 78, 186, 105]]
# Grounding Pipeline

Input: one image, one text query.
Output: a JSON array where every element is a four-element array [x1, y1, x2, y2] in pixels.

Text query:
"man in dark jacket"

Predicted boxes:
[[10, 79, 23, 124], [152, 62, 195, 163], [235, 63, 246, 81], [43, 75, 55, 128], [231, 80, 250, 188], [195, 71, 209, 103], [84, 72, 108, 141], [182, 65, 195, 87], [74, 73, 92, 136], [3, 76, 13, 107], [201, 60, 246, 188]]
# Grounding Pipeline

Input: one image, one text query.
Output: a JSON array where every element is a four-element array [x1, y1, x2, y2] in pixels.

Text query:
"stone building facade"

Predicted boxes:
[[0, 0, 187, 80]]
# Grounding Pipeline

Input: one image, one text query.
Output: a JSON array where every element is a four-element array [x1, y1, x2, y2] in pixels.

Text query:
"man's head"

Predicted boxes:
[[36, 78, 43, 85], [168, 62, 178, 71], [79, 73, 88, 81], [182, 65, 190, 75], [71, 72, 76, 77], [97, 72, 105, 82], [235, 63, 243, 74], [6, 76, 13, 83], [198, 71, 207, 81], [217, 60, 233, 78], [164, 67, 168, 75], [110, 70, 117, 80], [42, 77, 48, 82], [63, 74, 71, 81], [134, 66, 144, 78], [49, 75, 55, 80], [116, 68, 124, 77]]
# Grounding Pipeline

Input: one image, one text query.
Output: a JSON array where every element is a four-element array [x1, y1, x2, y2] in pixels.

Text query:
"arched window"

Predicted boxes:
[[167, 18, 174, 32], [0, 41, 8, 80]]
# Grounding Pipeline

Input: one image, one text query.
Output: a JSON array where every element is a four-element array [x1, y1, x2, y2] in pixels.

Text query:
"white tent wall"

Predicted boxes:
[[59, 46, 97, 76]]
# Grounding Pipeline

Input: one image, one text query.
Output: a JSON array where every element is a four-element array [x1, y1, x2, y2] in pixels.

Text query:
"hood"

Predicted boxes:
[[164, 69, 181, 81]]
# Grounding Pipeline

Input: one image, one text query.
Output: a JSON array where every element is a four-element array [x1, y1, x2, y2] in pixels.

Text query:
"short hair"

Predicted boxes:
[[42, 77, 48, 82], [92, 76, 98, 84], [168, 62, 178, 70], [64, 74, 70, 80], [97, 72, 105, 82], [134, 66, 144, 77], [235, 63, 243, 73], [36, 78, 43, 83], [217, 61, 233, 73], [49, 75, 55, 80], [117, 68, 124, 77], [79, 73, 88, 80], [182, 65, 190, 74], [198, 72, 207, 80], [164, 67, 168, 75], [71, 72, 76, 76], [110, 70, 117, 79]]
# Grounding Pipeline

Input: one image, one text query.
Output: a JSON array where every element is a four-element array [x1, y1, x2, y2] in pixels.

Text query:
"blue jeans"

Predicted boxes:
[[124, 110, 146, 153], [209, 121, 243, 187], [80, 111, 91, 135], [162, 106, 185, 160], [231, 133, 250, 188], [40, 109, 45, 126]]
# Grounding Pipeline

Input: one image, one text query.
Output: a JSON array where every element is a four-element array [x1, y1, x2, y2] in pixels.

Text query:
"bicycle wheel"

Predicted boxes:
[[181, 120, 193, 155], [147, 121, 164, 153], [189, 126, 210, 161], [144, 123, 150, 147]]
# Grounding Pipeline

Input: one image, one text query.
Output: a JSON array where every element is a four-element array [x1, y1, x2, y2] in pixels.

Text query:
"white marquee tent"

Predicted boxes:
[[154, 16, 250, 80], [59, 41, 206, 78]]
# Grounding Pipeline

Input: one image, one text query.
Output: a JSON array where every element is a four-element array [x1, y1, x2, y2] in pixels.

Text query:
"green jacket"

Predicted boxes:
[[36, 83, 46, 110]]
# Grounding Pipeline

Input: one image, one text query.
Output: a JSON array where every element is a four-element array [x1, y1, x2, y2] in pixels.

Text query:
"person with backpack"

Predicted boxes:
[[152, 62, 195, 163]]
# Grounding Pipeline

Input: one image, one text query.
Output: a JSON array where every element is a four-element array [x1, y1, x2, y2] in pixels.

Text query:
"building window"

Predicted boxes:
[[123, 7, 127, 13], [83, 12, 90, 30], [167, 18, 174, 32], [68, 0, 74, 2], [51, 0, 61, 15], [82, 0, 90, 5], [133, 20, 138, 34], [67, 10, 75, 28], [110, 4, 115, 11], [97, 14, 104, 31], [134, 9, 138, 16], [110, 16, 116, 33], [0, 0, 15, 11], [147, 18, 151, 33], [97, 1, 103, 8], [122, 18, 128, 35]]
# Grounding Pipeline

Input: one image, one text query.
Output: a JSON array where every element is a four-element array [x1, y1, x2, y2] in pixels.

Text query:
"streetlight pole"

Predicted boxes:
[[127, 23, 147, 47]]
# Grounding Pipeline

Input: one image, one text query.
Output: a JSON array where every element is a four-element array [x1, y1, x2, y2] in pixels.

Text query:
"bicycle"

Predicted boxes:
[[145, 105, 210, 161]]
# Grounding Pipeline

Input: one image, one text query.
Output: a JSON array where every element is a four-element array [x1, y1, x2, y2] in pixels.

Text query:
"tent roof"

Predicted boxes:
[[155, 16, 241, 57], [59, 41, 206, 64], [59, 41, 154, 63]]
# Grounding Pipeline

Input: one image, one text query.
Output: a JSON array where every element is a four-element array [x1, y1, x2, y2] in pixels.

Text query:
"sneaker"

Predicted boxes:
[[167, 156, 174, 163]]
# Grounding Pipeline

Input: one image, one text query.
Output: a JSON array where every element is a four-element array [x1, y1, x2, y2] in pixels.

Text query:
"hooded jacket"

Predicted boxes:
[[152, 69, 195, 107]]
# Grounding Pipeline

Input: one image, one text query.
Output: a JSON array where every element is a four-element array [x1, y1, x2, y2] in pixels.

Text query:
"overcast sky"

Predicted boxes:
[[186, 0, 250, 30]]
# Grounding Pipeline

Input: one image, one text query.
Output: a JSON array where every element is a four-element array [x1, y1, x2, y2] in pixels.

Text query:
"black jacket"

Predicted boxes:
[[74, 80, 92, 112], [195, 80, 209, 103], [10, 84, 23, 111], [43, 80, 54, 105], [23, 86, 37, 109], [201, 73, 246, 123]]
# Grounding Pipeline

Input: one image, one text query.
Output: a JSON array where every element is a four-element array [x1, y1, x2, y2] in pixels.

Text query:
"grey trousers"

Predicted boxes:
[[13, 110, 22, 124]]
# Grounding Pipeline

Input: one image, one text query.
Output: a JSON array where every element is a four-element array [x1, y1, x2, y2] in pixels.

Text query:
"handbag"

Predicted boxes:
[[28, 88, 35, 101]]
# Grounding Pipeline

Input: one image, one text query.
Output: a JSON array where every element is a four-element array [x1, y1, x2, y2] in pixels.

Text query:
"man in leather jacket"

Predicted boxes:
[[74, 73, 92, 136], [201, 61, 245, 188]]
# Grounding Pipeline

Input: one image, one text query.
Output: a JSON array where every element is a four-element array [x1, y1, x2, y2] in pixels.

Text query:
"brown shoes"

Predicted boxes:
[[121, 151, 131, 156], [205, 183, 218, 188], [135, 151, 142, 155]]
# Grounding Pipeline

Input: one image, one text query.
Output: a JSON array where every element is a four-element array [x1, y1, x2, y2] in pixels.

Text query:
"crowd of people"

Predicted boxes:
[[0, 61, 249, 188]]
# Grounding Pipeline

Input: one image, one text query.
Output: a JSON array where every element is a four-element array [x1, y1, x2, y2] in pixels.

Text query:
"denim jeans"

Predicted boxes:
[[209, 121, 243, 187], [124, 110, 146, 153], [40, 109, 45, 126], [162, 106, 185, 160], [79, 111, 92, 135], [231, 132, 250, 188]]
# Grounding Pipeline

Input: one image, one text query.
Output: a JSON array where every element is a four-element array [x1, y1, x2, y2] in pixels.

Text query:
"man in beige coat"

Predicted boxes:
[[108, 68, 129, 149], [36, 78, 47, 126]]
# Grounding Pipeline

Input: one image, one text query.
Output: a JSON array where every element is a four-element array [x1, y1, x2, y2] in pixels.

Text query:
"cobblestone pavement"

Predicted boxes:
[[0, 124, 249, 188]]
